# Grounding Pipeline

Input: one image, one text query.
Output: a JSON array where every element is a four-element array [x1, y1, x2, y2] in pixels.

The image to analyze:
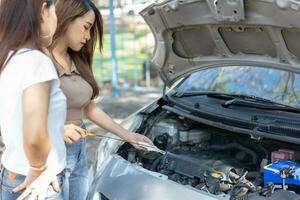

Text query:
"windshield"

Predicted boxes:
[[177, 66, 300, 108]]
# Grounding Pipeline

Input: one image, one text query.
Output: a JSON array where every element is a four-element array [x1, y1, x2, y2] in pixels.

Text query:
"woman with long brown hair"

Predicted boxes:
[[0, 0, 67, 199], [49, 0, 152, 199]]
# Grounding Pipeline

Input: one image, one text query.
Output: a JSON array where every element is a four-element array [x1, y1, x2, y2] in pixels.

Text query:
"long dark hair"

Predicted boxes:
[[0, 0, 56, 72], [50, 0, 104, 99]]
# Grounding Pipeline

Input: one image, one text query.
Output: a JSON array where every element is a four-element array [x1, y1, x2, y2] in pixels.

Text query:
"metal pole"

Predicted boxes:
[[109, 0, 119, 97], [146, 31, 151, 89], [146, 58, 151, 88], [133, 16, 138, 88], [120, 0, 126, 85]]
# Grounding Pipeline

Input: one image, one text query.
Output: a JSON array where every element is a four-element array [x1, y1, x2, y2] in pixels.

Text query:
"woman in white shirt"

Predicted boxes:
[[0, 0, 67, 199]]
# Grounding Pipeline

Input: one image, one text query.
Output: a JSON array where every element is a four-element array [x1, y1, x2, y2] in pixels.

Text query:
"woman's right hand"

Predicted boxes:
[[64, 124, 86, 144]]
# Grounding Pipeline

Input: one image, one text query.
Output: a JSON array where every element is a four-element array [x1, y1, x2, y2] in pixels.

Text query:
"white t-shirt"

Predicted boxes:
[[0, 49, 67, 175]]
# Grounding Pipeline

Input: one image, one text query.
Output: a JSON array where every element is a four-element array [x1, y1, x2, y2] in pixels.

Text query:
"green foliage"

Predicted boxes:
[[92, 30, 154, 86]]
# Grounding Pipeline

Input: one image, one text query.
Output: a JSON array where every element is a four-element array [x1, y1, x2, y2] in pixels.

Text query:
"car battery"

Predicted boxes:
[[264, 161, 300, 189]]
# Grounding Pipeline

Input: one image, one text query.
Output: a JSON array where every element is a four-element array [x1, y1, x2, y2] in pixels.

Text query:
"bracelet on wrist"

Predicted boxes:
[[30, 164, 47, 172]]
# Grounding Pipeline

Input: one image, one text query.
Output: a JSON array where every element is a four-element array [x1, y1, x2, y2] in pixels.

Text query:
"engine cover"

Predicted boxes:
[[159, 148, 249, 179]]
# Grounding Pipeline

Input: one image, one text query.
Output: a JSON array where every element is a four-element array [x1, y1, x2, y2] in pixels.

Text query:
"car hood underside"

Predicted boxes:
[[141, 0, 300, 86]]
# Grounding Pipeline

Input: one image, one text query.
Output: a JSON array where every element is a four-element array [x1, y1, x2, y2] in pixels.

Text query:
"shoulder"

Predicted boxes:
[[17, 50, 53, 65], [13, 49, 56, 74]]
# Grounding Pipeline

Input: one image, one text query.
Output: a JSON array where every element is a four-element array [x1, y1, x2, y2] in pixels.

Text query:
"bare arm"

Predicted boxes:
[[22, 81, 51, 168], [84, 100, 152, 149], [13, 81, 53, 194], [84, 100, 130, 141]]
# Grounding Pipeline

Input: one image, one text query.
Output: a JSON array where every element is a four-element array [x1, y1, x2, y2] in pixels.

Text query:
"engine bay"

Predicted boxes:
[[117, 111, 300, 200]]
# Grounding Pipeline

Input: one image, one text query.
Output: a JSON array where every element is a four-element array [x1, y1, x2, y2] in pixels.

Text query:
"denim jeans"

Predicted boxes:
[[0, 168, 64, 200], [63, 123, 89, 200]]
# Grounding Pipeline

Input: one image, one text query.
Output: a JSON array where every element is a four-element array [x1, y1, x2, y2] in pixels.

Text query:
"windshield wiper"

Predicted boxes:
[[222, 98, 300, 113], [172, 91, 300, 114], [173, 91, 271, 101]]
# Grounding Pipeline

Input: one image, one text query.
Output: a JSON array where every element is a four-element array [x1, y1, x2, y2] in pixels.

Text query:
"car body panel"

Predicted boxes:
[[87, 1, 300, 199], [140, 0, 300, 86], [88, 155, 230, 200]]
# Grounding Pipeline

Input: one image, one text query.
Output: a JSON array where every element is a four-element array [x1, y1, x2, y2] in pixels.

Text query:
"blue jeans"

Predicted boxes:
[[63, 124, 89, 200], [0, 168, 64, 200]]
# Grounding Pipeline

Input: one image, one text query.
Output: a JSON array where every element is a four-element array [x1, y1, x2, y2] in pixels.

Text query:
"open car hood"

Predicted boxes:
[[140, 0, 300, 86]]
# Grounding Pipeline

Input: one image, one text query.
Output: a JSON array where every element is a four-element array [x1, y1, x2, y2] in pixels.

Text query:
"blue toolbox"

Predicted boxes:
[[264, 161, 300, 189]]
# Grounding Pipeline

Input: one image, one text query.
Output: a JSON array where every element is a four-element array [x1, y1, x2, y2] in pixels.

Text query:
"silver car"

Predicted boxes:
[[88, 0, 300, 199]]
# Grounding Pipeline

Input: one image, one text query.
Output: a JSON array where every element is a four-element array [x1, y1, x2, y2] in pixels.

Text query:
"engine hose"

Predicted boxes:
[[207, 143, 257, 164], [150, 156, 162, 171], [255, 144, 269, 160], [230, 182, 252, 200], [245, 171, 261, 179]]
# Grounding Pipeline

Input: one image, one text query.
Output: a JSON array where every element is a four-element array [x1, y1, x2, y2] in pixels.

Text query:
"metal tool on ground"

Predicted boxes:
[[84, 131, 166, 154]]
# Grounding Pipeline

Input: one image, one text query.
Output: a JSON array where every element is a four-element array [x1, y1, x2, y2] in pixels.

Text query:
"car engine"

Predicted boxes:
[[117, 113, 300, 200]]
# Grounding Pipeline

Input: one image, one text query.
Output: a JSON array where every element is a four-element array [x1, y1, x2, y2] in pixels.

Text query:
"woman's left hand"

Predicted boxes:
[[127, 133, 153, 150], [16, 167, 59, 200]]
